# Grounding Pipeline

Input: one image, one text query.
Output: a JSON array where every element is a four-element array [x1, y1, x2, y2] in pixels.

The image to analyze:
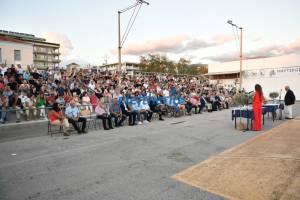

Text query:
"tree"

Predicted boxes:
[[138, 54, 204, 76]]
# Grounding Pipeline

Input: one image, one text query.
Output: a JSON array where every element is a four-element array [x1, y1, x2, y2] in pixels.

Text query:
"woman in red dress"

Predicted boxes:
[[252, 84, 264, 131]]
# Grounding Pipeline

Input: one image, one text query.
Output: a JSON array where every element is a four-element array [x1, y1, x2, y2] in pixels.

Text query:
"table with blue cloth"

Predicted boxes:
[[263, 103, 279, 122], [231, 106, 268, 130]]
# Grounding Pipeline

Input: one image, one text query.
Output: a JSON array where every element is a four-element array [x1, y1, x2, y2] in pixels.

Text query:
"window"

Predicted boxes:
[[0, 48, 2, 63], [14, 50, 21, 61]]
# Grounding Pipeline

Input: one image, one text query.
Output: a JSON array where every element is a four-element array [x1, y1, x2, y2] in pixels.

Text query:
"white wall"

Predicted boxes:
[[243, 67, 300, 100], [0, 41, 33, 67], [208, 54, 300, 73]]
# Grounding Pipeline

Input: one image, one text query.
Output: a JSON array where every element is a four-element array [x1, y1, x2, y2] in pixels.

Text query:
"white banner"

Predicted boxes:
[[243, 66, 300, 79]]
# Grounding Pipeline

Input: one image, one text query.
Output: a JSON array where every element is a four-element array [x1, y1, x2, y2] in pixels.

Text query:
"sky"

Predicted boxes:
[[1, 0, 300, 71]]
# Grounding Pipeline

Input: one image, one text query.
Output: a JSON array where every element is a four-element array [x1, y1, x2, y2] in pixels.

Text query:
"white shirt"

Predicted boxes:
[[163, 89, 169, 97], [19, 95, 29, 104], [89, 83, 95, 90], [141, 101, 150, 110]]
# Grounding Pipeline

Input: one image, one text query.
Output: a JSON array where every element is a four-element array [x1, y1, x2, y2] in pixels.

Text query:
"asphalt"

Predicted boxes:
[[0, 104, 299, 200]]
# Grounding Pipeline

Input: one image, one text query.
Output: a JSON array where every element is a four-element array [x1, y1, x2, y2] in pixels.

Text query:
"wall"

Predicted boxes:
[[243, 66, 300, 100], [0, 41, 33, 66], [208, 54, 300, 73]]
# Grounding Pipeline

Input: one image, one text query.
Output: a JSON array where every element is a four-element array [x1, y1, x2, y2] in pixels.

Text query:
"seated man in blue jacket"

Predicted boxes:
[[149, 95, 164, 121], [120, 96, 136, 126]]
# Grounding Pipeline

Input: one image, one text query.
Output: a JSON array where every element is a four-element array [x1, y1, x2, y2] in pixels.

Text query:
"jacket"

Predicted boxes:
[[284, 90, 295, 106]]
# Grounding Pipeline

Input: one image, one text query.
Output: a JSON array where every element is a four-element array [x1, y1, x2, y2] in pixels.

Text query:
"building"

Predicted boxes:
[[66, 62, 81, 71], [0, 36, 33, 67], [207, 64, 300, 100], [98, 62, 140, 76], [0, 30, 60, 69], [242, 66, 300, 100], [189, 63, 209, 74], [205, 70, 240, 90]]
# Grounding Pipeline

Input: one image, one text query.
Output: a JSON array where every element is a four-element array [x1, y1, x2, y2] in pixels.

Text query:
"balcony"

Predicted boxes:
[[34, 58, 61, 63], [33, 50, 61, 56], [53, 59, 61, 63]]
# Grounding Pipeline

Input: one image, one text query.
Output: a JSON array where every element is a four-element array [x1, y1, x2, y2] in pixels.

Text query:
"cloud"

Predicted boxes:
[[204, 38, 300, 62], [121, 35, 187, 55], [41, 32, 73, 56], [121, 34, 234, 55]]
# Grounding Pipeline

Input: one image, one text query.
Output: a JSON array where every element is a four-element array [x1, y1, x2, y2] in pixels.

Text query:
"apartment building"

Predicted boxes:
[[98, 62, 140, 76], [0, 36, 33, 67], [0, 30, 60, 69]]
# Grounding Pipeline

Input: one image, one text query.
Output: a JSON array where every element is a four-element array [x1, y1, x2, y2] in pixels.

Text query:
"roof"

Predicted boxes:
[[66, 63, 80, 66], [0, 36, 30, 44], [99, 62, 139, 67], [205, 70, 240, 76]]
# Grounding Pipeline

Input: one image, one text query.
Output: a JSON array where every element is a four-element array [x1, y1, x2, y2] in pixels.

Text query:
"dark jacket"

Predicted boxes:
[[284, 89, 295, 106]]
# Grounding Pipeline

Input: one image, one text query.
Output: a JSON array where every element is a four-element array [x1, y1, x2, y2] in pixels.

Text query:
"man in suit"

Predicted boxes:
[[120, 96, 136, 126], [284, 86, 296, 119]]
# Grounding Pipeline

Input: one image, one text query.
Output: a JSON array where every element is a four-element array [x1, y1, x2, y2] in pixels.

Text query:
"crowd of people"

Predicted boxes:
[[0, 64, 235, 136]]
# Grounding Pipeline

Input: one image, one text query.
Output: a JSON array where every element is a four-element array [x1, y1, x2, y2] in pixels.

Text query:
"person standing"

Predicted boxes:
[[284, 86, 296, 119], [252, 84, 264, 131]]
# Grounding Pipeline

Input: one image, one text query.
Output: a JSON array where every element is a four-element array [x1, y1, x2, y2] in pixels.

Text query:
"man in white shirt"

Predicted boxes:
[[65, 100, 87, 134], [140, 99, 152, 122]]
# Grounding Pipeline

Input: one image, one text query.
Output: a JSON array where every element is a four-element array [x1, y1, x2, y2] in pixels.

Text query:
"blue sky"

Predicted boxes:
[[1, 0, 300, 68]]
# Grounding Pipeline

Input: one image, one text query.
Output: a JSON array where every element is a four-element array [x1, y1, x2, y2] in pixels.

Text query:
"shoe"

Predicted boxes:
[[144, 120, 149, 123], [77, 130, 82, 134], [138, 121, 142, 125], [159, 118, 164, 121], [82, 130, 88, 134], [104, 128, 109, 130], [16, 120, 21, 123], [63, 132, 70, 136]]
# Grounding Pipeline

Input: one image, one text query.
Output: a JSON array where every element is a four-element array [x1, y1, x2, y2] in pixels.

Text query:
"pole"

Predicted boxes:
[[118, 11, 122, 75], [239, 27, 243, 91]]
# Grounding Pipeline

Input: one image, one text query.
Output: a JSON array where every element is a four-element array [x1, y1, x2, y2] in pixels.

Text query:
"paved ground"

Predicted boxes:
[[173, 116, 300, 200], [0, 104, 299, 200]]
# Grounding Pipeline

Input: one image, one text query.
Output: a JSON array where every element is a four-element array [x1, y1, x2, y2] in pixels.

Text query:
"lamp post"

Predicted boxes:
[[118, 0, 149, 75], [227, 20, 243, 91]]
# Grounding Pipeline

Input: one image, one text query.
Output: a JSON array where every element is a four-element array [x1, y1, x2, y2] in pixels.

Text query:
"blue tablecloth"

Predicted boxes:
[[263, 104, 279, 121], [231, 107, 267, 120], [231, 107, 268, 130]]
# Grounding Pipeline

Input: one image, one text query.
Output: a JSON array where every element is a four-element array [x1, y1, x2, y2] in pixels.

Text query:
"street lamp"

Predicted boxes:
[[227, 20, 243, 91], [118, 0, 149, 75]]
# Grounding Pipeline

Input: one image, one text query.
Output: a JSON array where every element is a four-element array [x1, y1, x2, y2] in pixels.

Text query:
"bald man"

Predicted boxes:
[[284, 86, 296, 119], [65, 100, 87, 134]]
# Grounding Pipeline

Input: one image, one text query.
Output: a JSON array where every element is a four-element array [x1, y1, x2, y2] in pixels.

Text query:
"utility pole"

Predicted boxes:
[[227, 20, 243, 91], [117, 0, 149, 74]]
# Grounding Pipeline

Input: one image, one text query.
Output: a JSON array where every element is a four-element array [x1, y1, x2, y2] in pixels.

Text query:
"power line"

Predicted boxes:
[[121, 3, 142, 46]]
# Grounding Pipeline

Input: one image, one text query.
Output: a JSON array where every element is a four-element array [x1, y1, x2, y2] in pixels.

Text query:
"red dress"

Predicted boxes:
[[252, 92, 263, 131]]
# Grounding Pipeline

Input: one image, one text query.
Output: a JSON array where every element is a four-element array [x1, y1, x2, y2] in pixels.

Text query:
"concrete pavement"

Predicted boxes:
[[0, 105, 299, 200]]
